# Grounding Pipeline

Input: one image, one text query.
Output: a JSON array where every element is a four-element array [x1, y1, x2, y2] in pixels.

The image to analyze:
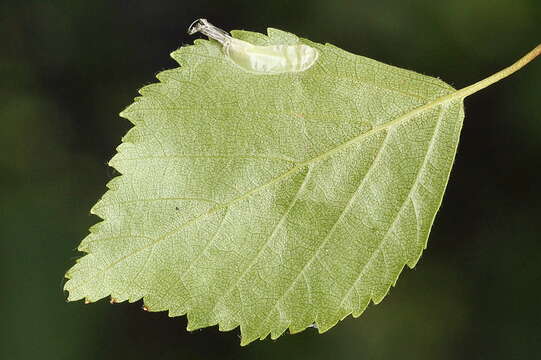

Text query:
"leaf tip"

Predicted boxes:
[[239, 336, 253, 347]]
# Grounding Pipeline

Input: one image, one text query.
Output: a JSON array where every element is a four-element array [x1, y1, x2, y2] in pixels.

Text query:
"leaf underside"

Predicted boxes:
[[65, 28, 464, 345]]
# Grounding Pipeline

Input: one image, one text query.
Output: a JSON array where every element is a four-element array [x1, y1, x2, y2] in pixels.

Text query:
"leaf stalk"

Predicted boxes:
[[456, 43, 541, 99]]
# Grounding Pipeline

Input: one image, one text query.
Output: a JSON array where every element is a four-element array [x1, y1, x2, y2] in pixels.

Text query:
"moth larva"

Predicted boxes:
[[188, 19, 319, 75]]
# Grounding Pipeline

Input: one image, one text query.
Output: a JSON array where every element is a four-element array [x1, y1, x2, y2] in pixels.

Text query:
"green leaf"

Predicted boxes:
[[64, 27, 540, 345]]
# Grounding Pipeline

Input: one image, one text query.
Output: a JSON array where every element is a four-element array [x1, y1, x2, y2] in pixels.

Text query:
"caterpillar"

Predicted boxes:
[[188, 19, 319, 75]]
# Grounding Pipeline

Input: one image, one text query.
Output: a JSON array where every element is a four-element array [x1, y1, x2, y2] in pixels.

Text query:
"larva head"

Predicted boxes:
[[187, 18, 231, 46]]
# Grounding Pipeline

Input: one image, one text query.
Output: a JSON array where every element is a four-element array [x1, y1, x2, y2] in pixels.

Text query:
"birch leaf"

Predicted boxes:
[[64, 26, 540, 345]]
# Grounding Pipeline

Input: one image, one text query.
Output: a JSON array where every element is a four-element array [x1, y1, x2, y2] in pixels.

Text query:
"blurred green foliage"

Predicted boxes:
[[1, 0, 539, 359]]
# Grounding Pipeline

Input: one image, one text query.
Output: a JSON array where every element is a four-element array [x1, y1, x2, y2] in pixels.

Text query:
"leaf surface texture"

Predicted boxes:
[[65, 28, 465, 345]]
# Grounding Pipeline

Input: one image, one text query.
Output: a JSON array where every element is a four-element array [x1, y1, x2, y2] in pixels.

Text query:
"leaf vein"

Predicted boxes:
[[211, 166, 312, 314], [337, 104, 446, 311], [253, 130, 391, 333]]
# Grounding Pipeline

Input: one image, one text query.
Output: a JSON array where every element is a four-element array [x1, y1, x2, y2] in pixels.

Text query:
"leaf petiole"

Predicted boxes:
[[456, 43, 541, 99]]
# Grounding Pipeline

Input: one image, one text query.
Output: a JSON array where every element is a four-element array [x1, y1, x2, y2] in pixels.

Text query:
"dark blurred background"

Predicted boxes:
[[1, 0, 540, 359]]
